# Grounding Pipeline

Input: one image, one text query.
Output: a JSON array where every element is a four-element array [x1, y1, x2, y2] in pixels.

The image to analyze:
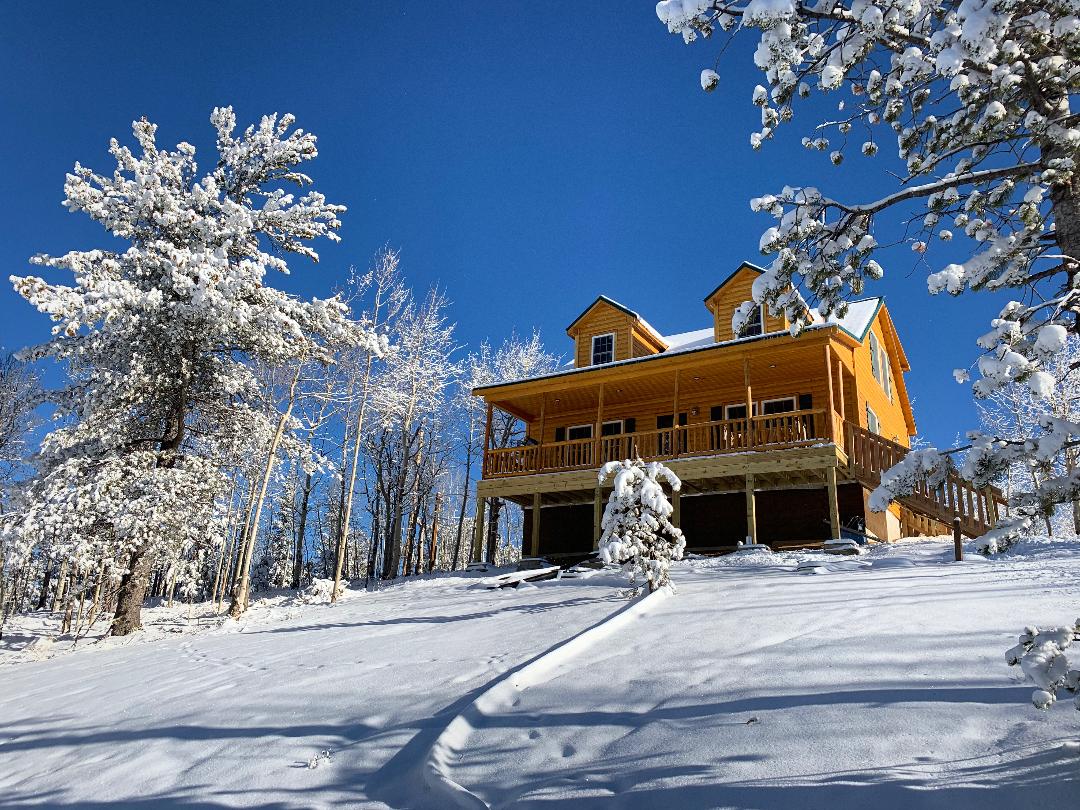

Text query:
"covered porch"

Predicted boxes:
[[479, 337, 851, 479]]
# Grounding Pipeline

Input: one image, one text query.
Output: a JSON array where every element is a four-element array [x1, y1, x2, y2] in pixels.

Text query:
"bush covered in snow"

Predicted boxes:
[[1006, 620, 1080, 712], [301, 578, 346, 604], [598, 459, 686, 593]]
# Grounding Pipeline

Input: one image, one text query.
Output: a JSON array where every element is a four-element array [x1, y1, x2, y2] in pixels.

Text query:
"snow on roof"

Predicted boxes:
[[660, 327, 714, 352], [477, 298, 884, 391], [811, 297, 881, 341]]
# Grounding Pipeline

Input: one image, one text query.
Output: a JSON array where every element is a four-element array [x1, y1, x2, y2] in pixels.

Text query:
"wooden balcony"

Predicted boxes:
[[482, 408, 832, 478]]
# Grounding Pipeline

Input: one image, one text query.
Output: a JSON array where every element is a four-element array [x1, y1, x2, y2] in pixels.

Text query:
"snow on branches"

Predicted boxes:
[[598, 459, 686, 593], [4, 108, 379, 634], [659, 1, 1080, 541], [1006, 620, 1080, 712]]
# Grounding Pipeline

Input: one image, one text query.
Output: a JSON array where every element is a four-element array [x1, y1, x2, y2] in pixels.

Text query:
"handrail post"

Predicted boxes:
[[953, 516, 963, 561]]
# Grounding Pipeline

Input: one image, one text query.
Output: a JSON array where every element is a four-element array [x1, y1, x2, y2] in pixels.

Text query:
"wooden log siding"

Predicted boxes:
[[843, 421, 1005, 538], [482, 408, 829, 477]]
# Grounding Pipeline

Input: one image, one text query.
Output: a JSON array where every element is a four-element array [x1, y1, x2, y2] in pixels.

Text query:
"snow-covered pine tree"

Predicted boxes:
[[1006, 620, 1080, 713], [598, 459, 686, 593], [657, 1, 1080, 545], [5, 108, 379, 635]]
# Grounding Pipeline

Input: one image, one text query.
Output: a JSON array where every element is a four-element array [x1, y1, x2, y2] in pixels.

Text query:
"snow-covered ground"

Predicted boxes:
[[1, 539, 1078, 808]]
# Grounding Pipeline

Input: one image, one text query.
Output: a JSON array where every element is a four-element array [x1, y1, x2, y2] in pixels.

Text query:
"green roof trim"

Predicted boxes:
[[565, 295, 640, 334], [703, 261, 767, 305]]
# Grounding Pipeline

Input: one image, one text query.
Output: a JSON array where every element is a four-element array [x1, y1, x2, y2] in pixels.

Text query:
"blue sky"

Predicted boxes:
[[1, 2, 1006, 447]]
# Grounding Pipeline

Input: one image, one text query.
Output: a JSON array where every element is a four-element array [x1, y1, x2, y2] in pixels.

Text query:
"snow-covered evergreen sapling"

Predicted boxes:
[[1006, 620, 1080, 713], [598, 459, 686, 593]]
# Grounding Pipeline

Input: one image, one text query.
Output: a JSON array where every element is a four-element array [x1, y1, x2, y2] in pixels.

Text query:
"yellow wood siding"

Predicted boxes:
[[707, 267, 786, 342], [849, 315, 911, 446], [630, 328, 664, 359], [570, 306, 634, 367]]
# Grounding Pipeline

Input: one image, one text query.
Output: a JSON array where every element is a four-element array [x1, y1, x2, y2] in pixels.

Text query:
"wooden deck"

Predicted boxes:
[[477, 416, 1005, 541], [482, 408, 832, 478]]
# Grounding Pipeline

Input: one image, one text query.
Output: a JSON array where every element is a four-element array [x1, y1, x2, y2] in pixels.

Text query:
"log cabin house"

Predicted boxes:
[[470, 262, 1002, 561]]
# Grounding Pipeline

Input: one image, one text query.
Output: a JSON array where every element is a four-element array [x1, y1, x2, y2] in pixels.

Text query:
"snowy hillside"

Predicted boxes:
[[2, 539, 1078, 809]]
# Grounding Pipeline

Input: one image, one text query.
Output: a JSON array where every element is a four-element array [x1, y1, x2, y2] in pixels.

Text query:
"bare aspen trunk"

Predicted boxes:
[[229, 362, 304, 618], [210, 479, 238, 607], [50, 560, 69, 612], [87, 561, 107, 632], [61, 569, 77, 635], [428, 492, 442, 572], [452, 444, 474, 570], [292, 471, 314, 589], [223, 480, 258, 607], [332, 352, 375, 601]]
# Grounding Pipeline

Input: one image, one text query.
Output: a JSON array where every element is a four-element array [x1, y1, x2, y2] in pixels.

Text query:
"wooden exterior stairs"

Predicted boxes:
[[843, 422, 1005, 538]]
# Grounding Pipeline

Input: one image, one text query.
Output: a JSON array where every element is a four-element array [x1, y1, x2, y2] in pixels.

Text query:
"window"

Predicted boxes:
[[760, 396, 796, 415], [869, 330, 893, 400], [880, 346, 892, 401], [869, 331, 881, 383], [600, 420, 624, 437], [591, 333, 615, 365], [724, 403, 756, 420], [567, 424, 593, 441], [866, 404, 880, 435], [736, 305, 764, 338], [656, 413, 687, 429]]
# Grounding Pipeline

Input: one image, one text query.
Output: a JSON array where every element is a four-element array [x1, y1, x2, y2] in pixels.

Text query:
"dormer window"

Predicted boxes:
[[591, 333, 615, 365], [737, 305, 764, 338]]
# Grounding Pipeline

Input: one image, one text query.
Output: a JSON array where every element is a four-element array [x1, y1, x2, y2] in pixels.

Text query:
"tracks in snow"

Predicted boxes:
[[418, 587, 670, 809]]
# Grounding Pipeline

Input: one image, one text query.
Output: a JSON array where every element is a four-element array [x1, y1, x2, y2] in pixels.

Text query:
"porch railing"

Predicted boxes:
[[482, 408, 828, 478], [843, 422, 1005, 537]]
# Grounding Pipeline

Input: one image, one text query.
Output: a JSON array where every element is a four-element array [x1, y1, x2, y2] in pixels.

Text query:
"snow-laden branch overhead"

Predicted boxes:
[[657, 0, 1080, 545]]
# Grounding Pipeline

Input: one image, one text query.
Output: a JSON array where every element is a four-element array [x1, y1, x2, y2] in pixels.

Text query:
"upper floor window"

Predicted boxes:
[[591, 332, 615, 365], [869, 331, 892, 400], [737, 305, 764, 338]]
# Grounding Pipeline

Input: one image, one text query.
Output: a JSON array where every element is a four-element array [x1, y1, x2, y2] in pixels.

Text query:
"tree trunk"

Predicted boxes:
[[429, 492, 442, 572], [485, 497, 503, 564], [229, 362, 304, 618], [452, 445, 474, 571], [292, 471, 314, 589], [111, 548, 152, 636], [50, 560, 69, 612], [332, 345, 377, 601], [36, 564, 53, 610]]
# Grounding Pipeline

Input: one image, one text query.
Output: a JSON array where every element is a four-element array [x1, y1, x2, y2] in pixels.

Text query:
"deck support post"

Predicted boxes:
[[826, 465, 841, 541], [471, 497, 486, 563], [482, 402, 494, 476], [743, 356, 754, 447], [594, 384, 605, 466], [835, 356, 846, 420], [593, 486, 603, 550], [744, 473, 758, 545], [531, 492, 541, 557], [672, 369, 681, 458], [824, 344, 836, 442], [671, 486, 681, 529], [537, 395, 547, 472]]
